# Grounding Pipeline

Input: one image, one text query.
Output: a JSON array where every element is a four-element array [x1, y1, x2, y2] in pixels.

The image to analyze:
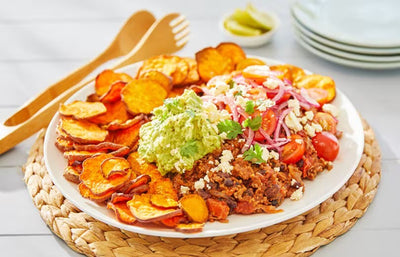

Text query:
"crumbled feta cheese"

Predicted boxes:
[[300, 116, 308, 125], [304, 124, 316, 137], [288, 99, 301, 116], [208, 160, 214, 165], [237, 154, 243, 158], [305, 111, 314, 120], [204, 174, 210, 183], [210, 150, 234, 174], [261, 147, 270, 162], [209, 81, 230, 96], [274, 167, 281, 172], [291, 179, 297, 186], [262, 78, 281, 89], [290, 186, 304, 200], [180, 186, 190, 195], [238, 138, 245, 143], [243, 65, 270, 77], [235, 95, 248, 109], [256, 99, 276, 112], [214, 160, 219, 165], [269, 150, 279, 160], [322, 104, 339, 117], [295, 138, 303, 144], [194, 178, 205, 190], [285, 111, 303, 132], [311, 122, 323, 133], [203, 101, 230, 123]]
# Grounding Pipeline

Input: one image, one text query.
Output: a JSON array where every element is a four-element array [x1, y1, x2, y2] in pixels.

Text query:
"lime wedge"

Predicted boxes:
[[224, 18, 263, 36], [231, 8, 264, 30], [245, 3, 274, 31]]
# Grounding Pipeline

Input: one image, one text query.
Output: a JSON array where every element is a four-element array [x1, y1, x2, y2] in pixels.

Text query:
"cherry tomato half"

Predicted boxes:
[[266, 92, 291, 104], [312, 132, 339, 161], [313, 112, 337, 134], [281, 134, 306, 164], [306, 88, 330, 105], [261, 109, 277, 136]]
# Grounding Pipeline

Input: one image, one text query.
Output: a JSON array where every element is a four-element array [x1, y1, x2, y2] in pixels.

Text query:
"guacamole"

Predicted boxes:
[[138, 90, 229, 175]]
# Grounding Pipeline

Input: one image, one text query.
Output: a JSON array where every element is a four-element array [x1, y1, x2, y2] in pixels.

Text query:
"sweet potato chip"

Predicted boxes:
[[295, 74, 336, 103], [128, 194, 182, 223], [216, 42, 246, 66], [88, 101, 130, 125], [80, 153, 131, 196], [121, 174, 151, 194], [79, 183, 114, 202], [175, 223, 204, 233], [100, 81, 126, 103], [167, 87, 185, 98], [139, 70, 173, 92], [160, 214, 186, 228], [121, 78, 167, 114], [111, 122, 141, 148], [73, 142, 125, 152], [270, 64, 306, 83], [139, 55, 188, 85], [149, 178, 178, 201], [63, 165, 81, 184], [236, 58, 266, 71], [64, 150, 106, 162], [195, 47, 234, 82], [180, 57, 200, 86], [101, 157, 130, 179], [56, 122, 71, 140], [107, 202, 136, 224], [110, 193, 134, 204], [60, 118, 108, 144], [55, 137, 74, 151], [59, 101, 107, 120], [109, 146, 130, 157], [180, 194, 209, 223], [150, 194, 179, 209], [103, 114, 144, 131], [86, 93, 100, 102], [95, 69, 133, 97]]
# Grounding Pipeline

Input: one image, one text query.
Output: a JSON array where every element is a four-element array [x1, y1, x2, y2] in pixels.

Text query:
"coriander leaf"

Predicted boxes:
[[180, 139, 198, 158], [243, 144, 266, 164], [234, 91, 243, 97], [217, 119, 243, 139], [228, 79, 235, 89], [245, 100, 255, 114], [242, 116, 262, 131]]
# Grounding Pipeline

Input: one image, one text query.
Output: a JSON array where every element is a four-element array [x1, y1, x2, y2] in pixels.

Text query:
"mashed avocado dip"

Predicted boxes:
[[138, 89, 230, 175]]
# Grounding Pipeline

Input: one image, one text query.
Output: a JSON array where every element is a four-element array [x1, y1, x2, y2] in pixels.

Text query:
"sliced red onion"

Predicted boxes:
[[274, 108, 292, 140], [241, 128, 254, 153], [237, 106, 249, 120], [281, 122, 291, 137], [300, 88, 320, 107], [271, 83, 285, 103], [224, 96, 239, 122]]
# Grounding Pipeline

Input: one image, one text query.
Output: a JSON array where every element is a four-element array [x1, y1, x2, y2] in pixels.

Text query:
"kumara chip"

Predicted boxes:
[[55, 137, 74, 152], [101, 157, 130, 179], [109, 146, 130, 157], [95, 69, 133, 97], [79, 183, 114, 202], [150, 194, 179, 209], [107, 202, 136, 224], [180, 57, 200, 86], [175, 223, 204, 233], [236, 58, 266, 71], [60, 118, 108, 144], [80, 154, 131, 196], [73, 141, 125, 152], [64, 150, 106, 162], [111, 122, 141, 148], [167, 87, 185, 98], [295, 74, 336, 103], [103, 114, 143, 131], [121, 78, 167, 114], [59, 101, 107, 120], [195, 47, 234, 82], [110, 193, 134, 204], [270, 64, 306, 83], [139, 70, 173, 92], [63, 165, 81, 184], [121, 174, 151, 194], [216, 42, 246, 66], [88, 101, 130, 125], [100, 81, 127, 103]]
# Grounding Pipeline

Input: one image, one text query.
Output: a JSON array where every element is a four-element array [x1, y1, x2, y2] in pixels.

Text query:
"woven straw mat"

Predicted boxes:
[[22, 119, 381, 257]]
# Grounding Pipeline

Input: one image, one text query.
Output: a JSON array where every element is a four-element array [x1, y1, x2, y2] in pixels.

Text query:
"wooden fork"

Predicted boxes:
[[0, 13, 189, 155]]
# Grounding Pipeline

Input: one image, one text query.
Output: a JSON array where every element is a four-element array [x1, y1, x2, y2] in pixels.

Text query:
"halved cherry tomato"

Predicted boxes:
[[266, 92, 291, 104], [281, 134, 306, 164], [312, 132, 339, 161], [295, 74, 336, 103], [313, 112, 337, 134], [261, 109, 277, 136], [242, 65, 270, 84], [306, 88, 330, 105]]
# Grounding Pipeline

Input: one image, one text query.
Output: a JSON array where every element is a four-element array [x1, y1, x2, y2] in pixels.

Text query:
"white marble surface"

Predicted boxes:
[[0, 0, 399, 256]]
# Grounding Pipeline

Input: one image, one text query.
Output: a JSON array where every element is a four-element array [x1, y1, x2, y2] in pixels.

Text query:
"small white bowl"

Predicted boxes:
[[220, 11, 280, 48]]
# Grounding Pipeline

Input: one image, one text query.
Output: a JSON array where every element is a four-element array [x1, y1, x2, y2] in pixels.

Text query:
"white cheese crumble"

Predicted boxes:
[[311, 122, 323, 133], [261, 147, 270, 162], [204, 174, 210, 183], [194, 178, 205, 190], [305, 111, 314, 120], [285, 111, 303, 132], [288, 99, 301, 116], [290, 186, 304, 201], [274, 167, 281, 172], [291, 179, 297, 186], [243, 65, 271, 77], [180, 186, 190, 195], [295, 138, 303, 144], [210, 150, 234, 174], [256, 99, 276, 112], [304, 124, 316, 137], [269, 150, 279, 160], [262, 78, 281, 89], [235, 95, 248, 109], [322, 104, 339, 117]]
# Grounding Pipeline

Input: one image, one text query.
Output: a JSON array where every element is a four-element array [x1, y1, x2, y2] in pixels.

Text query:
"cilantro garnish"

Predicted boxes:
[[217, 119, 243, 139], [243, 144, 266, 164], [234, 91, 243, 97], [245, 100, 255, 114], [228, 79, 235, 89], [242, 116, 262, 131], [180, 139, 198, 157]]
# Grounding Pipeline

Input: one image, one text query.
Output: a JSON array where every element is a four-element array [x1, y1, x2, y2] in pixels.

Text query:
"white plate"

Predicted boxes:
[[292, 15, 400, 55], [294, 28, 400, 63], [44, 58, 364, 238], [292, 0, 400, 48], [294, 32, 400, 69]]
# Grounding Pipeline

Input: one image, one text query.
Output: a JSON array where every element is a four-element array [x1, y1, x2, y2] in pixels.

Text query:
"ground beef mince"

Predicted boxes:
[[171, 138, 332, 221]]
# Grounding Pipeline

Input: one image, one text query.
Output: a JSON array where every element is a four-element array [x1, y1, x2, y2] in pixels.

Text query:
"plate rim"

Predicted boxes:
[[44, 57, 365, 238], [291, 0, 400, 48]]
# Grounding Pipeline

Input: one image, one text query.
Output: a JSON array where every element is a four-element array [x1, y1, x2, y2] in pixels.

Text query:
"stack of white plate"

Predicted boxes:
[[291, 0, 400, 69]]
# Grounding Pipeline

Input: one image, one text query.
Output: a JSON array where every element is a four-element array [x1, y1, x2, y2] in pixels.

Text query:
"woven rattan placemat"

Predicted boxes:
[[22, 119, 381, 257]]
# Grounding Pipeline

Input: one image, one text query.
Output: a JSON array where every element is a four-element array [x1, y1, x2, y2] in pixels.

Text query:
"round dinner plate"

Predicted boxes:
[[292, 0, 400, 48], [291, 15, 400, 56], [294, 32, 400, 69], [44, 58, 364, 238]]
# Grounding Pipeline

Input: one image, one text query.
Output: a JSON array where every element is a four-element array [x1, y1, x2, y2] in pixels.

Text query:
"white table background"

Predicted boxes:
[[1, 0, 399, 256]]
